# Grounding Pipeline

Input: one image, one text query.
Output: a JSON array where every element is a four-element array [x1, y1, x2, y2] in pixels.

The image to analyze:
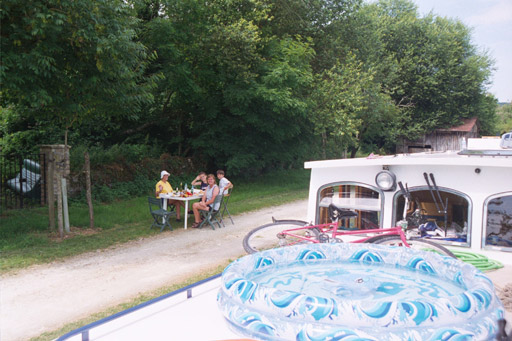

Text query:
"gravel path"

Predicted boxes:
[[1, 199, 511, 340], [0, 200, 308, 341]]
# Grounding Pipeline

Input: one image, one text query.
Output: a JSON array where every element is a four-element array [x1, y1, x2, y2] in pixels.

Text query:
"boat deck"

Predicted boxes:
[[56, 275, 241, 341], [57, 264, 512, 341]]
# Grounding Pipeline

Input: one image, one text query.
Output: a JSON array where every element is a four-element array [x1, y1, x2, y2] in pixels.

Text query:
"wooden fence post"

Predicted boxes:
[[48, 157, 55, 229], [56, 172, 64, 238], [84, 151, 94, 228], [61, 177, 70, 233]]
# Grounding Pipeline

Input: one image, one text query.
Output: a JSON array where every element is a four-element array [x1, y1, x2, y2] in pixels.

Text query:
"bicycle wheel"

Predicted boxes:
[[243, 220, 319, 254], [369, 236, 456, 258]]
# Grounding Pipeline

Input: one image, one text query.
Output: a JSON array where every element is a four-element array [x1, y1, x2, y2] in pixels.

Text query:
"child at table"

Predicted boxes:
[[155, 170, 183, 222], [191, 171, 208, 190], [217, 169, 233, 195]]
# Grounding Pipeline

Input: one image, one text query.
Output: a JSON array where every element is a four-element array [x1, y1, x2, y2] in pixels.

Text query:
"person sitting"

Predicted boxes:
[[191, 171, 208, 190], [217, 169, 233, 195], [155, 170, 183, 222], [191, 174, 220, 228]]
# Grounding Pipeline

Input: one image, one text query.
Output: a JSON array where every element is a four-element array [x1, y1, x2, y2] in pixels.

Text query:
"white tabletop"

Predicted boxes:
[[160, 194, 202, 201], [159, 192, 203, 229]]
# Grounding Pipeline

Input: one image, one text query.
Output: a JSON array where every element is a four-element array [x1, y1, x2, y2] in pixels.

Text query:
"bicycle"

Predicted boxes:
[[242, 203, 455, 258]]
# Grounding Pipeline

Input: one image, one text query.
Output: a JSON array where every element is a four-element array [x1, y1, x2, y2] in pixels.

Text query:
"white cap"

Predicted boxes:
[[160, 170, 170, 179]]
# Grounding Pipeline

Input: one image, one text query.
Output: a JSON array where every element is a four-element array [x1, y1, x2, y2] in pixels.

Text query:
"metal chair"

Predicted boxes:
[[198, 194, 224, 230], [220, 188, 234, 225], [148, 197, 174, 232]]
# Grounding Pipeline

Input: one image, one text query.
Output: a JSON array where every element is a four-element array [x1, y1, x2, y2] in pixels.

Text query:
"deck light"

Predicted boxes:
[[375, 170, 396, 191]]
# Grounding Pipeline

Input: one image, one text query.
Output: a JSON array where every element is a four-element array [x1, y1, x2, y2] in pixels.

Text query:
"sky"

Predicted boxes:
[[413, 0, 512, 103]]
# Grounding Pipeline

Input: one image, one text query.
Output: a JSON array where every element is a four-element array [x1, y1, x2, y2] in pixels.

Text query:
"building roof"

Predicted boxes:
[[437, 117, 478, 132]]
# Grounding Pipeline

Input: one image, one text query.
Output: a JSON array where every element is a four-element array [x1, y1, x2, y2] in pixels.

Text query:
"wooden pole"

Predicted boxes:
[[61, 177, 70, 233], [84, 151, 94, 228], [48, 157, 55, 229], [56, 172, 64, 238]]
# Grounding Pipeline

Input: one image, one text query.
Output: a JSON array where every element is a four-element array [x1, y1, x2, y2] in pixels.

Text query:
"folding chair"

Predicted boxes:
[[220, 188, 234, 225], [148, 197, 174, 231], [198, 194, 224, 230]]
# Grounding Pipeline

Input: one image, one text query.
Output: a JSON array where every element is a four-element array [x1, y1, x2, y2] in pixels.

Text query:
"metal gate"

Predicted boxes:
[[0, 153, 47, 212]]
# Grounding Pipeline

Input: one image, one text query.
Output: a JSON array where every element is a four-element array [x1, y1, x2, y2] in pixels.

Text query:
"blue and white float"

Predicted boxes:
[[218, 243, 505, 340]]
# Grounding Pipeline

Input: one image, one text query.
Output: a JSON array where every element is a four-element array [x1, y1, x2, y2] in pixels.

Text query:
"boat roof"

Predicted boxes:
[[305, 151, 512, 169], [305, 137, 512, 170]]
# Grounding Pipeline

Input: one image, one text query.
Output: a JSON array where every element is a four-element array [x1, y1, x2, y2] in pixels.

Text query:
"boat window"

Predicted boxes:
[[393, 188, 470, 247], [483, 194, 512, 251], [317, 183, 382, 229]]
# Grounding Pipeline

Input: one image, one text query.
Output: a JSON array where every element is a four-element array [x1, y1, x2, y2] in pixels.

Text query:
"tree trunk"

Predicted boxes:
[[84, 151, 94, 228], [350, 147, 357, 158]]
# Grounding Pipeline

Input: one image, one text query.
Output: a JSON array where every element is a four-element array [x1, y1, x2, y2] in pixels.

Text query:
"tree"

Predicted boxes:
[[362, 0, 496, 140], [497, 103, 512, 134], [311, 54, 397, 158], [1, 0, 499, 175], [1, 0, 155, 144], [128, 0, 317, 174], [266, 0, 362, 73]]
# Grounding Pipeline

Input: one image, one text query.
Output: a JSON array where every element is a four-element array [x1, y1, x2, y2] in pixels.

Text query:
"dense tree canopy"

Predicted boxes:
[[1, 0, 156, 145], [0, 0, 498, 176]]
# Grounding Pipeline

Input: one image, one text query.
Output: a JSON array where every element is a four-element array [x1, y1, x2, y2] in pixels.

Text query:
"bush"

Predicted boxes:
[[67, 143, 206, 202], [69, 143, 165, 173]]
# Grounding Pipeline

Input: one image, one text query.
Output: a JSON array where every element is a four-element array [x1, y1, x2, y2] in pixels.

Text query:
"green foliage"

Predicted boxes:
[[0, 106, 62, 155], [496, 103, 512, 134], [311, 53, 399, 157], [88, 175, 158, 203], [360, 0, 496, 140], [211, 36, 316, 174], [69, 143, 164, 172], [1, 0, 499, 170], [1, 0, 156, 139]]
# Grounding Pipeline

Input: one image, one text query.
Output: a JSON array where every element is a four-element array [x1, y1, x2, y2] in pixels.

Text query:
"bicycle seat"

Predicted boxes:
[[328, 204, 358, 221]]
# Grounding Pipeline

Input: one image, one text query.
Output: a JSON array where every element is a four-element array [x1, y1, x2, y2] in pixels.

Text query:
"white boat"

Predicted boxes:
[[57, 135, 512, 341], [304, 135, 512, 265]]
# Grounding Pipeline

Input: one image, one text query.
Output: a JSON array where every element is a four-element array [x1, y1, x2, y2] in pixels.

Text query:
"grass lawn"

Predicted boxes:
[[0, 169, 310, 273]]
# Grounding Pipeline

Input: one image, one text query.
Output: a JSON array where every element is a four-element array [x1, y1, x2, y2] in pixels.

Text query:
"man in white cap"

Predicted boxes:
[[155, 170, 183, 221]]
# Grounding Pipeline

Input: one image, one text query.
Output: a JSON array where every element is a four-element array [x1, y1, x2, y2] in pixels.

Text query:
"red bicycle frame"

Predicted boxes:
[[277, 222, 411, 247]]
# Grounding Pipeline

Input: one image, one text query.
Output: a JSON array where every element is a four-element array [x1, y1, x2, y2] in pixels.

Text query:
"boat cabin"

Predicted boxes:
[[305, 137, 512, 263]]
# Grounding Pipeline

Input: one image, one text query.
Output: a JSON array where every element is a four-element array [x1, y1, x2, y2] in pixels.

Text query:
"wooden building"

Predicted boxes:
[[397, 117, 479, 153]]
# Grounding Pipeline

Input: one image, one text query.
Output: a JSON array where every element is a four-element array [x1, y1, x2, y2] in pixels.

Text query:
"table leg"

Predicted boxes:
[[184, 201, 189, 229], [162, 198, 168, 226]]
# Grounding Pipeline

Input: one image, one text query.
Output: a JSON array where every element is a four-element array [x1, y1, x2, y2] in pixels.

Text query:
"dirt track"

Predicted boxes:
[[0, 200, 309, 341]]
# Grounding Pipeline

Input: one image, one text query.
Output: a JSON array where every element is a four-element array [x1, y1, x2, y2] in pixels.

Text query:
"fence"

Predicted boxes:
[[0, 153, 47, 212]]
